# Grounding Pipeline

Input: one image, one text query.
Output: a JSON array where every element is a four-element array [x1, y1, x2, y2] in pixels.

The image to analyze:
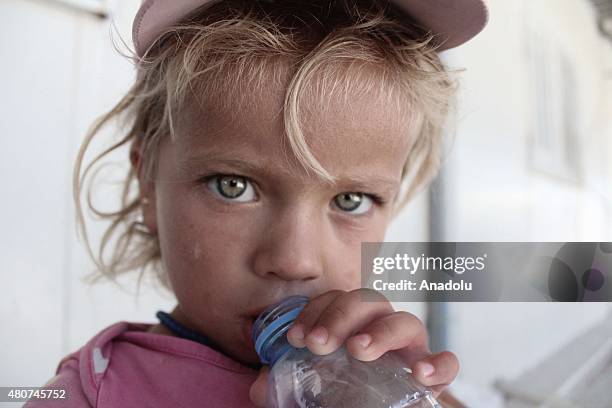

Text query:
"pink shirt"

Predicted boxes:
[[24, 321, 260, 407]]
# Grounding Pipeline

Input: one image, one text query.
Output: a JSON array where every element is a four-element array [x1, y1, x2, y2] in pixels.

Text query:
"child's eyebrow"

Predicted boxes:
[[178, 154, 399, 194]]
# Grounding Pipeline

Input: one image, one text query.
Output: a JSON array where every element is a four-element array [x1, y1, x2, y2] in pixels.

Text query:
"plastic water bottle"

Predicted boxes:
[[252, 295, 441, 408]]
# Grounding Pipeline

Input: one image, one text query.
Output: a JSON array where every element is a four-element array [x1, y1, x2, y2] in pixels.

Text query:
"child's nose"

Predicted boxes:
[[252, 206, 324, 282]]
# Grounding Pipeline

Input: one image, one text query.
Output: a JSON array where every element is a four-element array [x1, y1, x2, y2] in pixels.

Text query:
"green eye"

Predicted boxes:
[[207, 175, 256, 202], [334, 193, 373, 214]]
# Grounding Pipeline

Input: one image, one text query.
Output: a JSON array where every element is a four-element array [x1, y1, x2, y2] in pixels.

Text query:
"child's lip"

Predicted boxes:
[[246, 303, 278, 320], [246, 294, 310, 320]]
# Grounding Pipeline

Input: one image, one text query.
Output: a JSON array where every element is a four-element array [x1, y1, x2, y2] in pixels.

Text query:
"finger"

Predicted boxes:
[[287, 290, 345, 348], [249, 366, 270, 407], [345, 310, 430, 363], [411, 351, 460, 395], [301, 289, 394, 355]]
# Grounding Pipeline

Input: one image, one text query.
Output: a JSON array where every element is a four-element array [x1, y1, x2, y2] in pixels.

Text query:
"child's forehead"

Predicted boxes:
[[177, 74, 414, 154]]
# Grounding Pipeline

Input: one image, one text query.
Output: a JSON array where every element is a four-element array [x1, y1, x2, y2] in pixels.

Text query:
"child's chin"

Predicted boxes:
[[241, 317, 257, 355]]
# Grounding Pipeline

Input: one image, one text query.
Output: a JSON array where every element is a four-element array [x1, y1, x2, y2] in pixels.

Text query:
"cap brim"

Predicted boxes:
[[393, 0, 489, 51], [133, 0, 212, 57], [133, 0, 489, 57]]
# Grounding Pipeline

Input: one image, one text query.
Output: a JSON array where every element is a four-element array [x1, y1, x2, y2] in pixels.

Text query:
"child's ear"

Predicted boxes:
[[129, 138, 158, 236]]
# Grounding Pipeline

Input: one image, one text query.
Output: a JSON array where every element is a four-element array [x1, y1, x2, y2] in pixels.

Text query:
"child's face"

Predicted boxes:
[[138, 79, 415, 365]]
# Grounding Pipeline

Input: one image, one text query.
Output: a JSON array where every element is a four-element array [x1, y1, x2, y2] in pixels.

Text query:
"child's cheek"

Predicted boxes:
[[325, 221, 389, 291], [325, 256, 362, 292]]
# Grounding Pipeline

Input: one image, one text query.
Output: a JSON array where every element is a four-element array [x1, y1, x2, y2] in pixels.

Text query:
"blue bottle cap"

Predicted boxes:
[[252, 295, 309, 365]]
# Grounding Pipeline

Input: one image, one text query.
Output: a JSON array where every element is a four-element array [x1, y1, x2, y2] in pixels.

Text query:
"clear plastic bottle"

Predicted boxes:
[[252, 295, 441, 408]]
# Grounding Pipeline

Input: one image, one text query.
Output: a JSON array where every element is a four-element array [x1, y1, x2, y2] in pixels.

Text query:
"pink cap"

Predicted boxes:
[[132, 0, 489, 58]]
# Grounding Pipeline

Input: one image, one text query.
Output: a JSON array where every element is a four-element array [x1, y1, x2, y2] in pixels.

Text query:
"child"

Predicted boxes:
[[27, 0, 487, 406]]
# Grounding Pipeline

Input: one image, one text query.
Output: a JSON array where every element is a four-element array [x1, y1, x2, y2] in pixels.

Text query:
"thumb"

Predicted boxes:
[[249, 365, 270, 407]]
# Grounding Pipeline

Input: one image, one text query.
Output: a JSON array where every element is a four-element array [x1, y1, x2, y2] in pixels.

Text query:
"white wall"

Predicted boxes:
[[439, 0, 612, 403]]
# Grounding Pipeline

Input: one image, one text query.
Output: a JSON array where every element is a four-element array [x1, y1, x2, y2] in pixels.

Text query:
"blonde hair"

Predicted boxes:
[[74, 0, 459, 290]]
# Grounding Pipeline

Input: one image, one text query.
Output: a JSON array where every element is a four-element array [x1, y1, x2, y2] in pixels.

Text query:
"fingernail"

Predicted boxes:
[[289, 324, 304, 340], [420, 362, 435, 377], [307, 326, 328, 345], [353, 334, 372, 349]]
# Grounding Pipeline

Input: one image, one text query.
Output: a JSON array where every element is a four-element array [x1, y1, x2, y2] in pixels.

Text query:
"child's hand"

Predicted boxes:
[[249, 289, 459, 406]]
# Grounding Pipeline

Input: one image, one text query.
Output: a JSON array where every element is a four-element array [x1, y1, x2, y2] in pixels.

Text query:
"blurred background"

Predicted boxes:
[[1, 0, 611, 407]]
